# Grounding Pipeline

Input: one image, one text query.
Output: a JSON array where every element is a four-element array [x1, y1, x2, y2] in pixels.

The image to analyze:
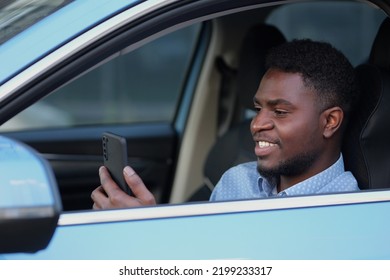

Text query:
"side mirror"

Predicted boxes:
[[0, 136, 61, 253]]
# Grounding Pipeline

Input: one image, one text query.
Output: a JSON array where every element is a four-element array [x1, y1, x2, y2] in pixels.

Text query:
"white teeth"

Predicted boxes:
[[258, 141, 276, 148]]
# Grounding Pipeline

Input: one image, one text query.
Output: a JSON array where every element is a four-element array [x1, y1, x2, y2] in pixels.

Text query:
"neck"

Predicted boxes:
[[277, 152, 340, 193]]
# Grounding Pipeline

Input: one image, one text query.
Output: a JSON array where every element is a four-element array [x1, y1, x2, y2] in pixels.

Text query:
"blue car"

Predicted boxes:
[[0, 0, 390, 260]]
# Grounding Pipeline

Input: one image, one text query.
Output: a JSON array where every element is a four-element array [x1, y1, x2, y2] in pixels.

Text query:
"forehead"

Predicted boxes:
[[254, 69, 315, 104]]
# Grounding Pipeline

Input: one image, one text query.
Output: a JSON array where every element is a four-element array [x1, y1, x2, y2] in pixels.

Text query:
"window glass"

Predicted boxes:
[[0, 24, 201, 131], [266, 1, 386, 66]]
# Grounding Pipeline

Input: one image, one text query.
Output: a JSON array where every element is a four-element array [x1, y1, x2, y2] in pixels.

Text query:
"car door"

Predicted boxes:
[[1, 0, 390, 263]]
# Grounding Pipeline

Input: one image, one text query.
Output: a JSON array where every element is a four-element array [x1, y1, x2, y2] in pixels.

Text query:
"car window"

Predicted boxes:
[[0, 23, 201, 131], [266, 1, 386, 66]]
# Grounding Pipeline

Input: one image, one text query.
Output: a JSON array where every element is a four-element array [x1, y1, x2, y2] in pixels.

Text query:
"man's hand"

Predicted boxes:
[[91, 166, 156, 210]]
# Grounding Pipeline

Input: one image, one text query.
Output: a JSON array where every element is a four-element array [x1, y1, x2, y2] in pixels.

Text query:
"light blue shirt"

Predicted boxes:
[[210, 155, 359, 201]]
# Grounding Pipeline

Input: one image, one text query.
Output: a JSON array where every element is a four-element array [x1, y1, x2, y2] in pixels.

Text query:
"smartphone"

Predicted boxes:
[[102, 132, 133, 196]]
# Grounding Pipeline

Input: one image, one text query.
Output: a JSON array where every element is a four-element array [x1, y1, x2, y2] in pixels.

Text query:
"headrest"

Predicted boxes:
[[369, 17, 390, 69], [343, 64, 390, 188], [235, 24, 286, 109], [343, 17, 390, 189]]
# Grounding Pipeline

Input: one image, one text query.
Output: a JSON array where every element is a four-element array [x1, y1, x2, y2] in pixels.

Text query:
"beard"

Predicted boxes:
[[257, 150, 319, 184]]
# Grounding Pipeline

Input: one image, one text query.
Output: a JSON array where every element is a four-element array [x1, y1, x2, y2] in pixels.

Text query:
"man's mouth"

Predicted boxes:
[[255, 140, 278, 158], [258, 141, 277, 148]]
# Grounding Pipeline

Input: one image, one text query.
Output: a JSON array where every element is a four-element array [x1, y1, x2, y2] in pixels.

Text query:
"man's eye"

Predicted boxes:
[[254, 107, 261, 112], [275, 109, 288, 115]]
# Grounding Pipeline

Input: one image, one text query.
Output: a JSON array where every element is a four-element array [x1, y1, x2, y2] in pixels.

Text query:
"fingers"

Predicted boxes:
[[91, 165, 156, 210], [98, 166, 122, 198], [91, 186, 108, 210], [123, 166, 156, 205]]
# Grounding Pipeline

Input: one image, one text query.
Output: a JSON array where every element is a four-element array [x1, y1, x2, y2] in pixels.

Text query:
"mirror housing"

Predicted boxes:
[[0, 136, 61, 253]]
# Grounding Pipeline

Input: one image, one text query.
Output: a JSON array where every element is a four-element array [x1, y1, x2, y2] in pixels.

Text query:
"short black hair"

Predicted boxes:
[[265, 39, 359, 117]]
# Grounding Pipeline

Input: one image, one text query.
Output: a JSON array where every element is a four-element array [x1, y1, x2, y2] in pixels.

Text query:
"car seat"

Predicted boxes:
[[342, 17, 390, 189], [188, 24, 286, 201]]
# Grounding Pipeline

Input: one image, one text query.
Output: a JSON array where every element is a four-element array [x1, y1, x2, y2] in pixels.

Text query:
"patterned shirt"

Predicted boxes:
[[209, 154, 359, 201]]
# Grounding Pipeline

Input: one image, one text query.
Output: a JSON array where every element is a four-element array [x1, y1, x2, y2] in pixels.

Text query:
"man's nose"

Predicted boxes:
[[251, 111, 274, 133]]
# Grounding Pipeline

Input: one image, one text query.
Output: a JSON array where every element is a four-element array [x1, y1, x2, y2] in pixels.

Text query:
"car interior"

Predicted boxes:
[[190, 13, 390, 201], [175, 1, 390, 202], [1, 0, 389, 211], [192, 13, 390, 201], [343, 17, 390, 189]]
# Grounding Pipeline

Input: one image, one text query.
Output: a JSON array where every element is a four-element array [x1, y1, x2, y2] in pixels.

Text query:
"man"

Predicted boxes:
[[91, 39, 360, 209]]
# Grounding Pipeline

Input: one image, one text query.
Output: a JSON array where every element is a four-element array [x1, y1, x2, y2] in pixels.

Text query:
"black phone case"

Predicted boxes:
[[102, 132, 133, 196]]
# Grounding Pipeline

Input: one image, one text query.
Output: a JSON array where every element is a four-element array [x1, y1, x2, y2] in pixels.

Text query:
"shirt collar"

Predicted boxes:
[[258, 154, 345, 197]]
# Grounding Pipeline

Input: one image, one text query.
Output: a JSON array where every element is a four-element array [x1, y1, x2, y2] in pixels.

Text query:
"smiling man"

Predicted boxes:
[[92, 39, 360, 209], [210, 39, 360, 201]]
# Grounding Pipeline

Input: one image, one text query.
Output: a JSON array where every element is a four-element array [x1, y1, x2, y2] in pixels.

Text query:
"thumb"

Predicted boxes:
[[123, 166, 156, 205]]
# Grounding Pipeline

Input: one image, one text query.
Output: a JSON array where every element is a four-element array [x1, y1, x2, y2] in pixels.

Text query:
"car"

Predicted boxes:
[[0, 0, 390, 262]]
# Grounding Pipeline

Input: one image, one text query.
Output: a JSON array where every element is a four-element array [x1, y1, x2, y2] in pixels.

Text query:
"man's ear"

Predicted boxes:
[[322, 106, 344, 138]]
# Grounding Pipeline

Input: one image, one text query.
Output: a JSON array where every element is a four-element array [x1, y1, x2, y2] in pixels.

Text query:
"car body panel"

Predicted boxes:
[[3, 190, 390, 259]]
